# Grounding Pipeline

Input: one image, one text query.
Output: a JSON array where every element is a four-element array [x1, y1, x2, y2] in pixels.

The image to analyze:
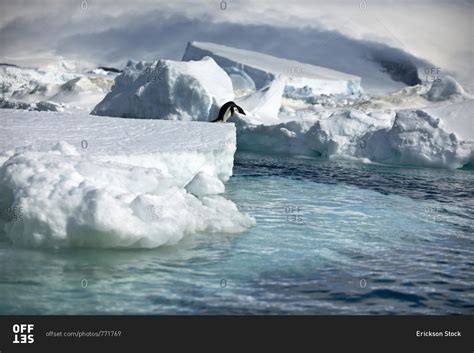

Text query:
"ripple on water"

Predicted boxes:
[[0, 153, 472, 314]]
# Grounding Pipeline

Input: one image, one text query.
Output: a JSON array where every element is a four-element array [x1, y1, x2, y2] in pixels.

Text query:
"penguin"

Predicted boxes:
[[211, 101, 246, 122]]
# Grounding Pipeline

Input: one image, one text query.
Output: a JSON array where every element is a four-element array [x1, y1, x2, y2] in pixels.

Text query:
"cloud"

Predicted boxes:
[[0, 0, 471, 87]]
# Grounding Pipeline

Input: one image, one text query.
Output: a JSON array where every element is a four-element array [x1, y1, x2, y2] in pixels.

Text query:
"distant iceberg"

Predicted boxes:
[[0, 63, 114, 110], [183, 41, 362, 96], [423, 75, 471, 102]]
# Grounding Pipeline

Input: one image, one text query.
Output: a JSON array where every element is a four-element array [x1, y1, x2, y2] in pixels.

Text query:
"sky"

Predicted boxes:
[[0, 0, 472, 86]]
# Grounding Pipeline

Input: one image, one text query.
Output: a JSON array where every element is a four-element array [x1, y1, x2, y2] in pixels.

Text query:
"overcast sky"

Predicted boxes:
[[0, 0, 472, 84]]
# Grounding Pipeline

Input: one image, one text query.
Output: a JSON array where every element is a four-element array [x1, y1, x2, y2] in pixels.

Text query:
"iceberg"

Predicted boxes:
[[92, 57, 234, 121], [423, 75, 471, 102], [235, 76, 286, 123], [0, 63, 114, 111], [183, 41, 362, 96], [231, 98, 474, 169], [0, 110, 255, 248], [231, 108, 390, 157], [0, 62, 78, 97], [358, 103, 474, 169], [227, 72, 473, 169], [224, 66, 256, 94], [49, 76, 114, 110]]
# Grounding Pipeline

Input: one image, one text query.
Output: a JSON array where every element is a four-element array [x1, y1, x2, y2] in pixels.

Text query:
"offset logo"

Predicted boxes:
[[12, 324, 34, 344]]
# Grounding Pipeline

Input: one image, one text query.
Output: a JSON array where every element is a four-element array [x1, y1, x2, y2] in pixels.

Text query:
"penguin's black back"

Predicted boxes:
[[212, 101, 246, 122]]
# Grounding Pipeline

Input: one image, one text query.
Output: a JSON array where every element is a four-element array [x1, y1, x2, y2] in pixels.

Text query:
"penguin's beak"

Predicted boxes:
[[236, 105, 246, 115]]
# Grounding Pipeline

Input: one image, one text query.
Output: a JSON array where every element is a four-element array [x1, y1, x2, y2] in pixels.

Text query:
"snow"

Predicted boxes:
[[50, 76, 114, 110], [183, 41, 362, 96], [352, 84, 430, 111], [358, 105, 474, 169], [92, 57, 234, 121], [224, 71, 473, 169], [231, 98, 474, 169], [224, 66, 256, 94], [185, 171, 225, 198], [424, 75, 471, 102], [235, 76, 286, 123], [426, 100, 474, 141], [0, 63, 78, 96], [0, 63, 114, 111], [2, 54, 471, 171], [0, 110, 255, 248]]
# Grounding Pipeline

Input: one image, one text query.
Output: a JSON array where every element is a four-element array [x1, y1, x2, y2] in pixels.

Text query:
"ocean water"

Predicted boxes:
[[0, 152, 473, 314]]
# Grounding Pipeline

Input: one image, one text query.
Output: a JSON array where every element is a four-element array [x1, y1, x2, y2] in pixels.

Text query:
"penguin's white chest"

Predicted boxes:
[[222, 108, 233, 122]]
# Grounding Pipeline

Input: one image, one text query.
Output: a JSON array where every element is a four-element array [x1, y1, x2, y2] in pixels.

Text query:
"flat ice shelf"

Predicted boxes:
[[0, 110, 236, 181], [0, 110, 254, 249]]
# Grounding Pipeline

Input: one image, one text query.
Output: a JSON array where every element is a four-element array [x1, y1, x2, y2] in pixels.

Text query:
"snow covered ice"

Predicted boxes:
[[232, 99, 474, 169], [89, 42, 473, 169], [1, 41, 473, 251], [228, 74, 473, 169], [183, 41, 362, 96], [356, 102, 474, 169], [0, 62, 115, 111], [235, 76, 286, 122], [423, 75, 471, 102], [1, 0, 473, 317], [0, 61, 79, 95], [92, 57, 234, 121], [0, 111, 255, 248]]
